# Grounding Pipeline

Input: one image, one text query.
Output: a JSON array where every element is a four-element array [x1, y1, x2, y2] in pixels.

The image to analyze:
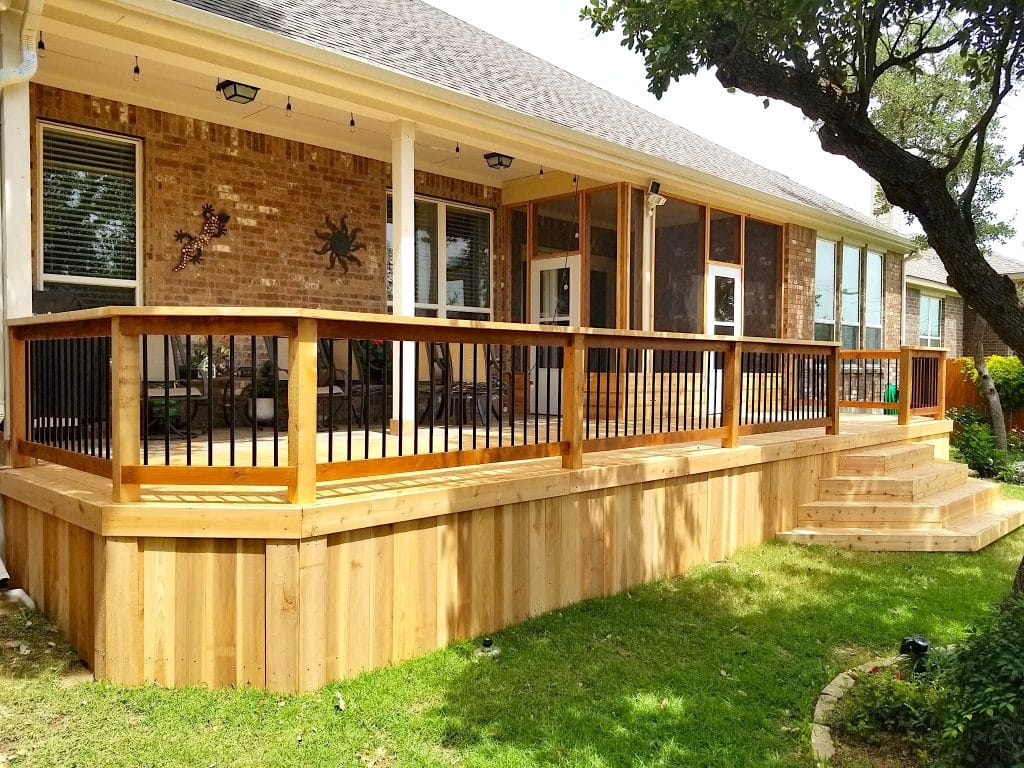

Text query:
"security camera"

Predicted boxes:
[[647, 192, 667, 212], [648, 180, 661, 195]]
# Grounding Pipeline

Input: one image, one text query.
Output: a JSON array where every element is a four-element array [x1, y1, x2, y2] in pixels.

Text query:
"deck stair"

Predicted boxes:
[[778, 444, 1024, 551]]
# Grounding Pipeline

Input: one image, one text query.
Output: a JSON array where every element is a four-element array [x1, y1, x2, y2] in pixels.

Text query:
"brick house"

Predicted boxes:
[[0, 0, 913, 365], [905, 250, 1024, 359]]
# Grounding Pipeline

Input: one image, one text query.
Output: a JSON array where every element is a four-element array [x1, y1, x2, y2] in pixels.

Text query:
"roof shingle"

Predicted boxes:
[[173, 0, 898, 234]]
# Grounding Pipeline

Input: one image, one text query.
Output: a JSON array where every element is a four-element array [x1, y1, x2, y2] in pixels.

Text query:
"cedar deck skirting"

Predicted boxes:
[[0, 418, 951, 693]]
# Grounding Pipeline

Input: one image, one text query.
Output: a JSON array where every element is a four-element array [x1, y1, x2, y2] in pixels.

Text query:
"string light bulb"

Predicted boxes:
[[286, 96, 292, 116], [216, 78, 222, 99], [37, 32, 45, 58], [132, 56, 141, 82], [349, 112, 356, 132], [539, 166, 544, 177], [455, 141, 461, 159]]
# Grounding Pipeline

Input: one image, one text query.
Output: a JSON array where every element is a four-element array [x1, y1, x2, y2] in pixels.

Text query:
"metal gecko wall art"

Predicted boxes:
[[314, 214, 365, 273], [173, 204, 230, 272]]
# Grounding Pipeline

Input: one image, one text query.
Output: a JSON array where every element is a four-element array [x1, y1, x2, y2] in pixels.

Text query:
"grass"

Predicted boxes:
[[1, 531, 1022, 768]]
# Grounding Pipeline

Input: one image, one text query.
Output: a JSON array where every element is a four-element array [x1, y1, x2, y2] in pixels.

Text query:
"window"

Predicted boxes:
[[38, 124, 140, 309], [919, 294, 943, 347], [743, 219, 782, 338], [816, 239, 886, 348], [814, 239, 837, 341], [864, 251, 883, 349], [386, 194, 493, 320]]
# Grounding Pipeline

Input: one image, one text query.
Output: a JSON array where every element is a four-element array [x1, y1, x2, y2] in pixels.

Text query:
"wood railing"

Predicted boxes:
[[839, 346, 947, 424], [6, 307, 862, 502]]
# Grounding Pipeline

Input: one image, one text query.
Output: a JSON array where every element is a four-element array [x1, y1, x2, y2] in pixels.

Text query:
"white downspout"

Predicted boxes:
[[901, 251, 923, 346], [0, 0, 41, 89], [0, 1, 43, 594]]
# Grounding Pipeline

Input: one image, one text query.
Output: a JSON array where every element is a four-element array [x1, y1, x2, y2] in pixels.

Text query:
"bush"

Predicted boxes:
[[834, 661, 946, 754], [986, 356, 1024, 411], [950, 421, 1008, 477], [940, 595, 1024, 767], [947, 405, 987, 430]]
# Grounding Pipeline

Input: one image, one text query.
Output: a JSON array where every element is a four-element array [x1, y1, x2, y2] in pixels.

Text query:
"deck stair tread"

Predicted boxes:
[[781, 442, 1024, 551], [818, 461, 968, 501], [838, 444, 936, 475], [778, 498, 1024, 552], [797, 479, 1001, 528]]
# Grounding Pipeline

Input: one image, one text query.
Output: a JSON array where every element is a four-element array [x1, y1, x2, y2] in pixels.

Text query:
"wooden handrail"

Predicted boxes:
[[837, 347, 946, 423], [7, 308, 848, 495]]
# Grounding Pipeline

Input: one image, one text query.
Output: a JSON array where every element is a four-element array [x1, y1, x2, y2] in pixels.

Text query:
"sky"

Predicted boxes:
[[424, 0, 1024, 258]]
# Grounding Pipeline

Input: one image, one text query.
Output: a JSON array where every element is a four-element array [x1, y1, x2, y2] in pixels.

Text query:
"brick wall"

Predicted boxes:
[[883, 252, 903, 349], [905, 287, 920, 345], [30, 85, 502, 315], [943, 294, 963, 358], [963, 306, 1014, 358], [782, 223, 816, 339]]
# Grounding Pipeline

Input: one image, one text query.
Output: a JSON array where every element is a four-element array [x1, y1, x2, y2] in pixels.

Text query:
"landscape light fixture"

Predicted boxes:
[[484, 152, 513, 170], [216, 79, 260, 104]]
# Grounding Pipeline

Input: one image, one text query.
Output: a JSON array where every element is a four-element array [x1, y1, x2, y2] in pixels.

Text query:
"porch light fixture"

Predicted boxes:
[[133, 56, 141, 82], [37, 32, 45, 58], [484, 152, 513, 170], [216, 79, 260, 104]]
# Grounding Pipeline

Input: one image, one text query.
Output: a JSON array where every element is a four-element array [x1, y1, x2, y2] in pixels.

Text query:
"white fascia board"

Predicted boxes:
[[905, 276, 959, 296], [47, 0, 915, 251]]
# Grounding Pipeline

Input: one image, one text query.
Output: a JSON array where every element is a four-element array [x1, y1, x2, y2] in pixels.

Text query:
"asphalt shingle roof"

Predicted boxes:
[[172, 0, 898, 235], [906, 250, 1024, 285]]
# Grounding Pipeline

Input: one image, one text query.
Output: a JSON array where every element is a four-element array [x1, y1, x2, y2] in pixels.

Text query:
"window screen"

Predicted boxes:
[[743, 219, 781, 337], [653, 198, 704, 333], [39, 126, 138, 309]]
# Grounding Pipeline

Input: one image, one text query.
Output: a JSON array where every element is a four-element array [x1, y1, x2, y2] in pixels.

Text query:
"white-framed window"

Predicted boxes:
[[919, 294, 943, 347], [815, 239, 885, 348], [36, 122, 142, 309], [386, 193, 493, 320]]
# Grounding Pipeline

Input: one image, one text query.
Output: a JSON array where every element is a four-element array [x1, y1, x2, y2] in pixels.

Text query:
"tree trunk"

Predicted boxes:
[[974, 345, 1007, 450], [1014, 555, 1024, 597]]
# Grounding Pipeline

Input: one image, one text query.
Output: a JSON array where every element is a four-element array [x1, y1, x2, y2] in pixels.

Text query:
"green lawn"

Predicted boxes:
[[2, 524, 1023, 768]]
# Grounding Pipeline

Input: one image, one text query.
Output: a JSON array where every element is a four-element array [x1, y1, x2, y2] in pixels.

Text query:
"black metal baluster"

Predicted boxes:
[[207, 334, 214, 466], [509, 345, 516, 448], [533, 344, 540, 446], [328, 338, 336, 463], [556, 344, 564, 442], [398, 339, 405, 456], [103, 336, 112, 460], [142, 336, 150, 464], [586, 348, 593, 440], [470, 343, 477, 450], [485, 344, 491, 450], [250, 335, 258, 467], [271, 336, 279, 468], [381, 341, 389, 459], [523, 346, 530, 447], [185, 335, 193, 466], [545, 346, 552, 444], [347, 339, 354, 462], [413, 341, 420, 455], [457, 343, 465, 452], [604, 349, 612, 439], [229, 336, 236, 467], [428, 342, 436, 454], [163, 335, 171, 465], [497, 345, 505, 447]]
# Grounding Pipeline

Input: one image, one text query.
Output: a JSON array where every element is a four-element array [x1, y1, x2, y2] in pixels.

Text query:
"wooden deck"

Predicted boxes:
[[1, 415, 966, 693]]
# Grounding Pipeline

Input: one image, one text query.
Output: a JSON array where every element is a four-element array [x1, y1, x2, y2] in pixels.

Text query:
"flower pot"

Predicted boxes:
[[249, 397, 276, 422]]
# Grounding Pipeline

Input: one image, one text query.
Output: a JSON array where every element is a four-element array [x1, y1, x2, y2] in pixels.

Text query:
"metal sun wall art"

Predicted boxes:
[[315, 214, 365, 273], [173, 204, 230, 272]]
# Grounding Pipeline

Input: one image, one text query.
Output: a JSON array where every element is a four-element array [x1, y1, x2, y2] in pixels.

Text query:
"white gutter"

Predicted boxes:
[[0, 0, 43, 89]]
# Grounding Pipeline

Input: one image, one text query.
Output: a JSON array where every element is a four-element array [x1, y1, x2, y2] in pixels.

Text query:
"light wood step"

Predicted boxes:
[[777, 498, 1024, 552], [838, 443, 936, 475], [797, 479, 1000, 529], [817, 462, 968, 502]]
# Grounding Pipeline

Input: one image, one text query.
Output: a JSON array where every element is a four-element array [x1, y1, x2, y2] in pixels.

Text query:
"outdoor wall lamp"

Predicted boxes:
[[484, 152, 514, 169], [217, 79, 260, 104]]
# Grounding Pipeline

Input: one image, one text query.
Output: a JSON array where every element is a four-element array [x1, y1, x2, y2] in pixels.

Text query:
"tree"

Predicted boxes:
[[582, 1, 1024, 359]]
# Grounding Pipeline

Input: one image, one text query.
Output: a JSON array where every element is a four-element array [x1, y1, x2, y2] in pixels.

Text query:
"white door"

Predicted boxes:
[[705, 264, 742, 418], [705, 264, 742, 336], [530, 255, 580, 415]]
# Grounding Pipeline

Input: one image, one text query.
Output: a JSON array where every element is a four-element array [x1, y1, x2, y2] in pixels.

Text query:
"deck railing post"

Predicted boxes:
[[936, 349, 947, 419], [288, 317, 319, 504], [561, 332, 586, 470], [722, 341, 742, 448], [827, 344, 841, 435], [8, 327, 30, 468], [898, 346, 913, 426], [110, 317, 141, 502]]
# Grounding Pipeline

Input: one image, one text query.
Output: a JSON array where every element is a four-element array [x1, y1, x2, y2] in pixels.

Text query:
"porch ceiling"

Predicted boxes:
[[33, 30, 565, 189]]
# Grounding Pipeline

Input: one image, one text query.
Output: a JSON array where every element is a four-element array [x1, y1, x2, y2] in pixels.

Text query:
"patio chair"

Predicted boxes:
[[141, 335, 205, 436], [262, 337, 358, 429], [427, 342, 507, 427]]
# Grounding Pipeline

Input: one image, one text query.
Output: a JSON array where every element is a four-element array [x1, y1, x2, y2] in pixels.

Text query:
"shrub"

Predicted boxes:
[[946, 405, 987, 430], [986, 356, 1024, 411], [834, 662, 946, 750], [950, 421, 1008, 477], [940, 595, 1024, 767]]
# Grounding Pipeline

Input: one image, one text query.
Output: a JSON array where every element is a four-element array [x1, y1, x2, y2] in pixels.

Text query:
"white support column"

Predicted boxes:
[[390, 119, 417, 442], [641, 203, 656, 332], [1, 10, 35, 442]]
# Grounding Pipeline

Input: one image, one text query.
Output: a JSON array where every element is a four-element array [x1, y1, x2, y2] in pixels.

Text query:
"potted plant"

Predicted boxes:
[[249, 360, 279, 423]]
